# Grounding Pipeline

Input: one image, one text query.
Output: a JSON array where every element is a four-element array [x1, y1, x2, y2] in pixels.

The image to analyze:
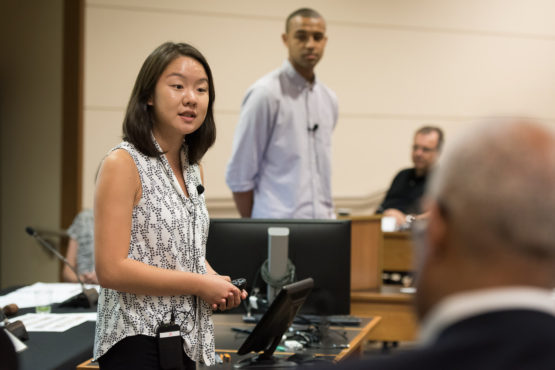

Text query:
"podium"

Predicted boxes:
[[345, 215, 418, 342]]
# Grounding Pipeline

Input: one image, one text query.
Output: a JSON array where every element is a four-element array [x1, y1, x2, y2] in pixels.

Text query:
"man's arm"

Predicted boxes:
[[227, 85, 276, 217], [383, 208, 407, 227], [376, 170, 404, 213], [232, 190, 254, 218]]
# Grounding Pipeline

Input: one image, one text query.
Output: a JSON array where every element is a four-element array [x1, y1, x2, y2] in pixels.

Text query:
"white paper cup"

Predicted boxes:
[[381, 216, 397, 232]]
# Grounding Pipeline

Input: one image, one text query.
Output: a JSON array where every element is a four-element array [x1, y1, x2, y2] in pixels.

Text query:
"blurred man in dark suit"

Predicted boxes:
[[333, 118, 555, 370], [1, 328, 18, 369]]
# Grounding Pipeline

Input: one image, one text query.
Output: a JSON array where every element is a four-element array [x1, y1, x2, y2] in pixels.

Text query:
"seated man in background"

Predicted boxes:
[[376, 126, 443, 228], [331, 118, 555, 369], [63, 209, 97, 284]]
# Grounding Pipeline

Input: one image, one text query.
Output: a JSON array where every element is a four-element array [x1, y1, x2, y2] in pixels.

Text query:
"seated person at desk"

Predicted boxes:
[[63, 209, 97, 284], [376, 126, 444, 228], [330, 118, 555, 369]]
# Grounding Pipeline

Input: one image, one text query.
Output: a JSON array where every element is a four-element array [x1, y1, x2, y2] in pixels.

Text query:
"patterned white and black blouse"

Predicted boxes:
[[93, 139, 215, 365]]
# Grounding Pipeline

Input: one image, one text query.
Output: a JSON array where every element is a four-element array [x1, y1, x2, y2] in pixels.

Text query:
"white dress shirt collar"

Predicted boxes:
[[282, 59, 318, 90]]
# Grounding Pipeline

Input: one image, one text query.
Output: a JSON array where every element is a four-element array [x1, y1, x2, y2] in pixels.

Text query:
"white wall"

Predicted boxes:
[[83, 0, 555, 217]]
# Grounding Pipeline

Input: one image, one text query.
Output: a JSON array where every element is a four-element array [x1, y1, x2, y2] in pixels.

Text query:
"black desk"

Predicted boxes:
[[77, 314, 380, 369], [208, 313, 380, 367], [15, 304, 96, 370]]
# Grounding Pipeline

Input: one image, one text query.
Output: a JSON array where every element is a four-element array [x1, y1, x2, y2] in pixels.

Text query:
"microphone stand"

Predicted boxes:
[[25, 227, 98, 308]]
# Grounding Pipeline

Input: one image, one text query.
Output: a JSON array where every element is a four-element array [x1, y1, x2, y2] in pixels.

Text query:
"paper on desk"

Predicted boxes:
[[0, 282, 99, 309], [15, 312, 97, 332]]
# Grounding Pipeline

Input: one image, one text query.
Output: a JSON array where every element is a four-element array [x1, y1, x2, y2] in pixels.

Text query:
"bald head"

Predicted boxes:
[[428, 118, 555, 260], [414, 118, 555, 320]]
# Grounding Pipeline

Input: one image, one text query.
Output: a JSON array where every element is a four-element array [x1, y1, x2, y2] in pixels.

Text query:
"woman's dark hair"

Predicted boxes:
[[122, 42, 216, 164]]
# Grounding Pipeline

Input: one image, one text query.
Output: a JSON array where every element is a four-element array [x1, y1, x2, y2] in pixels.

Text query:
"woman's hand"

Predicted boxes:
[[199, 274, 247, 311]]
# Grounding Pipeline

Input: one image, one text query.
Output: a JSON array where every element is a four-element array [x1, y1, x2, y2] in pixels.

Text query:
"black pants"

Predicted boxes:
[[98, 335, 196, 370]]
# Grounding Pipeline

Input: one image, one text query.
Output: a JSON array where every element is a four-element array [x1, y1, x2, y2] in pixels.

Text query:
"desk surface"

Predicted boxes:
[[210, 313, 380, 364], [77, 313, 380, 369], [15, 304, 96, 370]]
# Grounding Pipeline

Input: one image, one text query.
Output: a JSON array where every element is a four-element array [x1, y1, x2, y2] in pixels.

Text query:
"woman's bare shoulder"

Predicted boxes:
[[97, 148, 141, 197]]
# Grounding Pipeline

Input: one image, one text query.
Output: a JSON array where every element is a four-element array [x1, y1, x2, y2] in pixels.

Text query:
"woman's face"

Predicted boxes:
[[148, 56, 209, 137]]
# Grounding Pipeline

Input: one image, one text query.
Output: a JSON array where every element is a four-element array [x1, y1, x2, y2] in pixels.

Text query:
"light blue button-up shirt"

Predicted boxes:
[[226, 60, 338, 219]]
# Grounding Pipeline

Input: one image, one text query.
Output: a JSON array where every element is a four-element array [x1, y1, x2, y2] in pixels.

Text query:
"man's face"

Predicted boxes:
[[282, 16, 327, 78], [412, 132, 440, 176]]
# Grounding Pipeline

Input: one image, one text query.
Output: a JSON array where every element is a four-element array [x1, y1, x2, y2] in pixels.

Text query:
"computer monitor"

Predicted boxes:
[[234, 278, 314, 368], [206, 218, 351, 315]]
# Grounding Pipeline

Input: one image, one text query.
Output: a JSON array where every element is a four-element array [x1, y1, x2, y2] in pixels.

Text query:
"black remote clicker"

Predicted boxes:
[[231, 278, 247, 291]]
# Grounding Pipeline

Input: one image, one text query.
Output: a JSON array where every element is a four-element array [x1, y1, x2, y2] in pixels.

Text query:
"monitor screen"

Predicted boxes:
[[235, 278, 314, 368], [206, 218, 351, 315]]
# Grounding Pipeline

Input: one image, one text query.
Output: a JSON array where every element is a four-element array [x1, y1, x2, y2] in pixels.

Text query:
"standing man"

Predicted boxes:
[[376, 126, 444, 228], [333, 118, 555, 369], [226, 8, 338, 218]]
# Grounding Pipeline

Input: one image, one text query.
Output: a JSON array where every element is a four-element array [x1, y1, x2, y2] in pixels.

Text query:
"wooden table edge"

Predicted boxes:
[[334, 316, 381, 362]]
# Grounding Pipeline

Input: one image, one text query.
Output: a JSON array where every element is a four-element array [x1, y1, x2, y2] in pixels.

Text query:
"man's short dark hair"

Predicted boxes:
[[416, 126, 444, 151], [285, 8, 323, 33]]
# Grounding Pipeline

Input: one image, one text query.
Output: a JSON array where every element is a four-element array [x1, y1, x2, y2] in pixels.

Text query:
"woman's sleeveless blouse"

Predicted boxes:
[[93, 140, 215, 365]]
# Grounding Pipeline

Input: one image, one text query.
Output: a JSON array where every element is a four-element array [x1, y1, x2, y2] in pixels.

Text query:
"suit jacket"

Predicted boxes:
[[332, 309, 555, 370], [0, 328, 19, 369]]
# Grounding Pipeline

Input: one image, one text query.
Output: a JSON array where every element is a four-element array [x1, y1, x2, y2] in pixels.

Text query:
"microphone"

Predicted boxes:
[[308, 124, 319, 132], [196, 184, 205, 195], [25, 227, 98, 308]]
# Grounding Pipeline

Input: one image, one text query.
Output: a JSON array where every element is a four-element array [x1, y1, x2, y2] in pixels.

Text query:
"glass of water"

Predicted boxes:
[[35, 289, 52, 314]]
